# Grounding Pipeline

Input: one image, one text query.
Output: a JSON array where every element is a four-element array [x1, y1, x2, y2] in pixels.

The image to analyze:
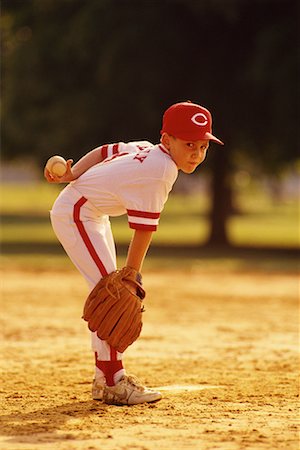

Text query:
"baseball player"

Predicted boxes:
[[44, 101, 223, 406]]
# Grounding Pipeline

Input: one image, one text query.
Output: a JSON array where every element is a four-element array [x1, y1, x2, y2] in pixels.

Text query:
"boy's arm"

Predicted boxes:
[[125, 229, 153, 273], [44, 146, 103, 183], [69, 147, 104, 179]]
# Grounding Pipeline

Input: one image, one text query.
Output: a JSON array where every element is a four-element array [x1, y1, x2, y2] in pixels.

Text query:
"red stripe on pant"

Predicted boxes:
[[74, 197, 121, 380], [73, 197, 108, 277]]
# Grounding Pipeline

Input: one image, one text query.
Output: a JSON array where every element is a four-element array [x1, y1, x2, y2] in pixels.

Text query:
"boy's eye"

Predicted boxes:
[[185, 142, 209, 151]]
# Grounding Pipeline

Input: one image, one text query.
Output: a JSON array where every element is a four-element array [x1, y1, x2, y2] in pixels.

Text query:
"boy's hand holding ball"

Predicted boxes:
[[46, 156, 67, 176], [44, 155, 74, 183]]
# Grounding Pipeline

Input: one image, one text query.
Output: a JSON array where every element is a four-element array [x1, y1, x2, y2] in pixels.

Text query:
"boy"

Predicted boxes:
[[44, 101, 223, 405]]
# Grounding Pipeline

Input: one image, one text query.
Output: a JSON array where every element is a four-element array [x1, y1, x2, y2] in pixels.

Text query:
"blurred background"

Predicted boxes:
[[1, 0, 299, 261]]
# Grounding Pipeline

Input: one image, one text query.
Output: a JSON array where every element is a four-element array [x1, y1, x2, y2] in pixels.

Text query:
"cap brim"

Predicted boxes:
[[204, 132, 224, 145], [161, 128, 224, 145], [160, 129, 224, 145]]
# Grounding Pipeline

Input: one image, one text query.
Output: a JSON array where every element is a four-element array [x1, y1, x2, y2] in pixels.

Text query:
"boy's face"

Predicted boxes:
[[162, 134, 209, 173]]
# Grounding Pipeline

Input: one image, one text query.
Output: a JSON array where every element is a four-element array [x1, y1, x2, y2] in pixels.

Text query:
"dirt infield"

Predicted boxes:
[[1, 265, 299, 450]]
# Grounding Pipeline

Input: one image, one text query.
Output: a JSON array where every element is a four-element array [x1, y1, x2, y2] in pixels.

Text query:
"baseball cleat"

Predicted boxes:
[[92, 376, 106, 400], [103, 374, 162, 406]]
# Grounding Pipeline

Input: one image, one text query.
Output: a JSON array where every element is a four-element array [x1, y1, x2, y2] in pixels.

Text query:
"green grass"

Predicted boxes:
[[1, 249, 298, 273], [0, 182, 299, 248], [1, 222, 56, 242], [0, 183, 62, 214], [229, 213, 299, 247]]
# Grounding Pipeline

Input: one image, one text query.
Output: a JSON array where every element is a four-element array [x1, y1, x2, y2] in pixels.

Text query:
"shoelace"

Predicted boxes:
[[124, 375, 144, 392]]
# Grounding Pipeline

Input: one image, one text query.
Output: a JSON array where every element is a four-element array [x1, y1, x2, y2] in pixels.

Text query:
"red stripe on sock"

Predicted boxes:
[[73, 197, 108, 277], [96, 360, 124, 386], [110, 346, 118, 361]]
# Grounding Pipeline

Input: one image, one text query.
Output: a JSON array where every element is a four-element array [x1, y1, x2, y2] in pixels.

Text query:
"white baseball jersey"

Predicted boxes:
[[70, 141, 178, 231]]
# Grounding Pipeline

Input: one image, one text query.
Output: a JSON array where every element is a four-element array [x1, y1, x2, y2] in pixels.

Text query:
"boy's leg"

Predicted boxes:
[[90, 219, 125, 390], [50, 191, 125, 395]]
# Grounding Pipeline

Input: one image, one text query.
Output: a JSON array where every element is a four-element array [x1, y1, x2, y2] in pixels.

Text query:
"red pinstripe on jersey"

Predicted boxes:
[[73, 197, 108, 277]]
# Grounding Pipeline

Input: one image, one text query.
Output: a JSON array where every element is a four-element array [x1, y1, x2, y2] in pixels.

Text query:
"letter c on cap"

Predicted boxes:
[[191, 113, 208, 127]]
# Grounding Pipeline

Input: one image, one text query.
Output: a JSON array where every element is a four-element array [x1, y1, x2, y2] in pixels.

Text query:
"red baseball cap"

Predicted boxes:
[[161, 101, 224, 145]]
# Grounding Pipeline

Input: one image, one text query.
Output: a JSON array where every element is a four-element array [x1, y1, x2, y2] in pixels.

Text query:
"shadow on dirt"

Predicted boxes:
[[0, 400, 111, 444]]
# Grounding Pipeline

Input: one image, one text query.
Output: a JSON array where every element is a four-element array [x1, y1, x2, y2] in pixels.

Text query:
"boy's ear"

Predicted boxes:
[[161, 132, 171, 150]]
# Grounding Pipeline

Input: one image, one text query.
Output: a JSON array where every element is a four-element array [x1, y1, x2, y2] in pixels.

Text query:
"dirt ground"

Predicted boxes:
[[0, 264, 299, 450]]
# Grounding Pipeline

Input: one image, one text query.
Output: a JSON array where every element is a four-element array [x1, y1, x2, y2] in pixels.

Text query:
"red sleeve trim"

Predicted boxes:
[[127, 209, 160, 219], [129, 222, 157, 231], [112, 143, 119, 154], [101, 144, 108, 160]]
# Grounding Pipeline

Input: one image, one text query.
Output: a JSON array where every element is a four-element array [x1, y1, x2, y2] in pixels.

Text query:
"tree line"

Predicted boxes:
[[1, 0, 298, 245]]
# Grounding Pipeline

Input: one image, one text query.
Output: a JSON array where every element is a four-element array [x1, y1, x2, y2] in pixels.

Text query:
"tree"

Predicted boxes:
[[1, 0, 298, 246]]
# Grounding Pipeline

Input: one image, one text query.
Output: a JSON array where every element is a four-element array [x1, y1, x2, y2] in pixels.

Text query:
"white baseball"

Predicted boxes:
[[46, 155, 67, 177]]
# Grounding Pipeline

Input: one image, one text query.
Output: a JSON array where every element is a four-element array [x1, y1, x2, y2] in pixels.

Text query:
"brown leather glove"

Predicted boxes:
[[82, 267, 145, 353]]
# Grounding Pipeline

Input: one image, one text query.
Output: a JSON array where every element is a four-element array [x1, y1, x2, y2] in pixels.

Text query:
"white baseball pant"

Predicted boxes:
[[50, 184, 122, 363]]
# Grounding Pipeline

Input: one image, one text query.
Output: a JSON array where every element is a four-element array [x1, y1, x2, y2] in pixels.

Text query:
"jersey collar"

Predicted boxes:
[[158, 143, 179, 169], [158, 143, 171, 156]]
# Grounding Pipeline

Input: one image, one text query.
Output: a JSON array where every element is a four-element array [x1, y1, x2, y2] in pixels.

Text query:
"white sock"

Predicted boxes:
[[113, 368, 126, 384], [95, 366, 105, 381]]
